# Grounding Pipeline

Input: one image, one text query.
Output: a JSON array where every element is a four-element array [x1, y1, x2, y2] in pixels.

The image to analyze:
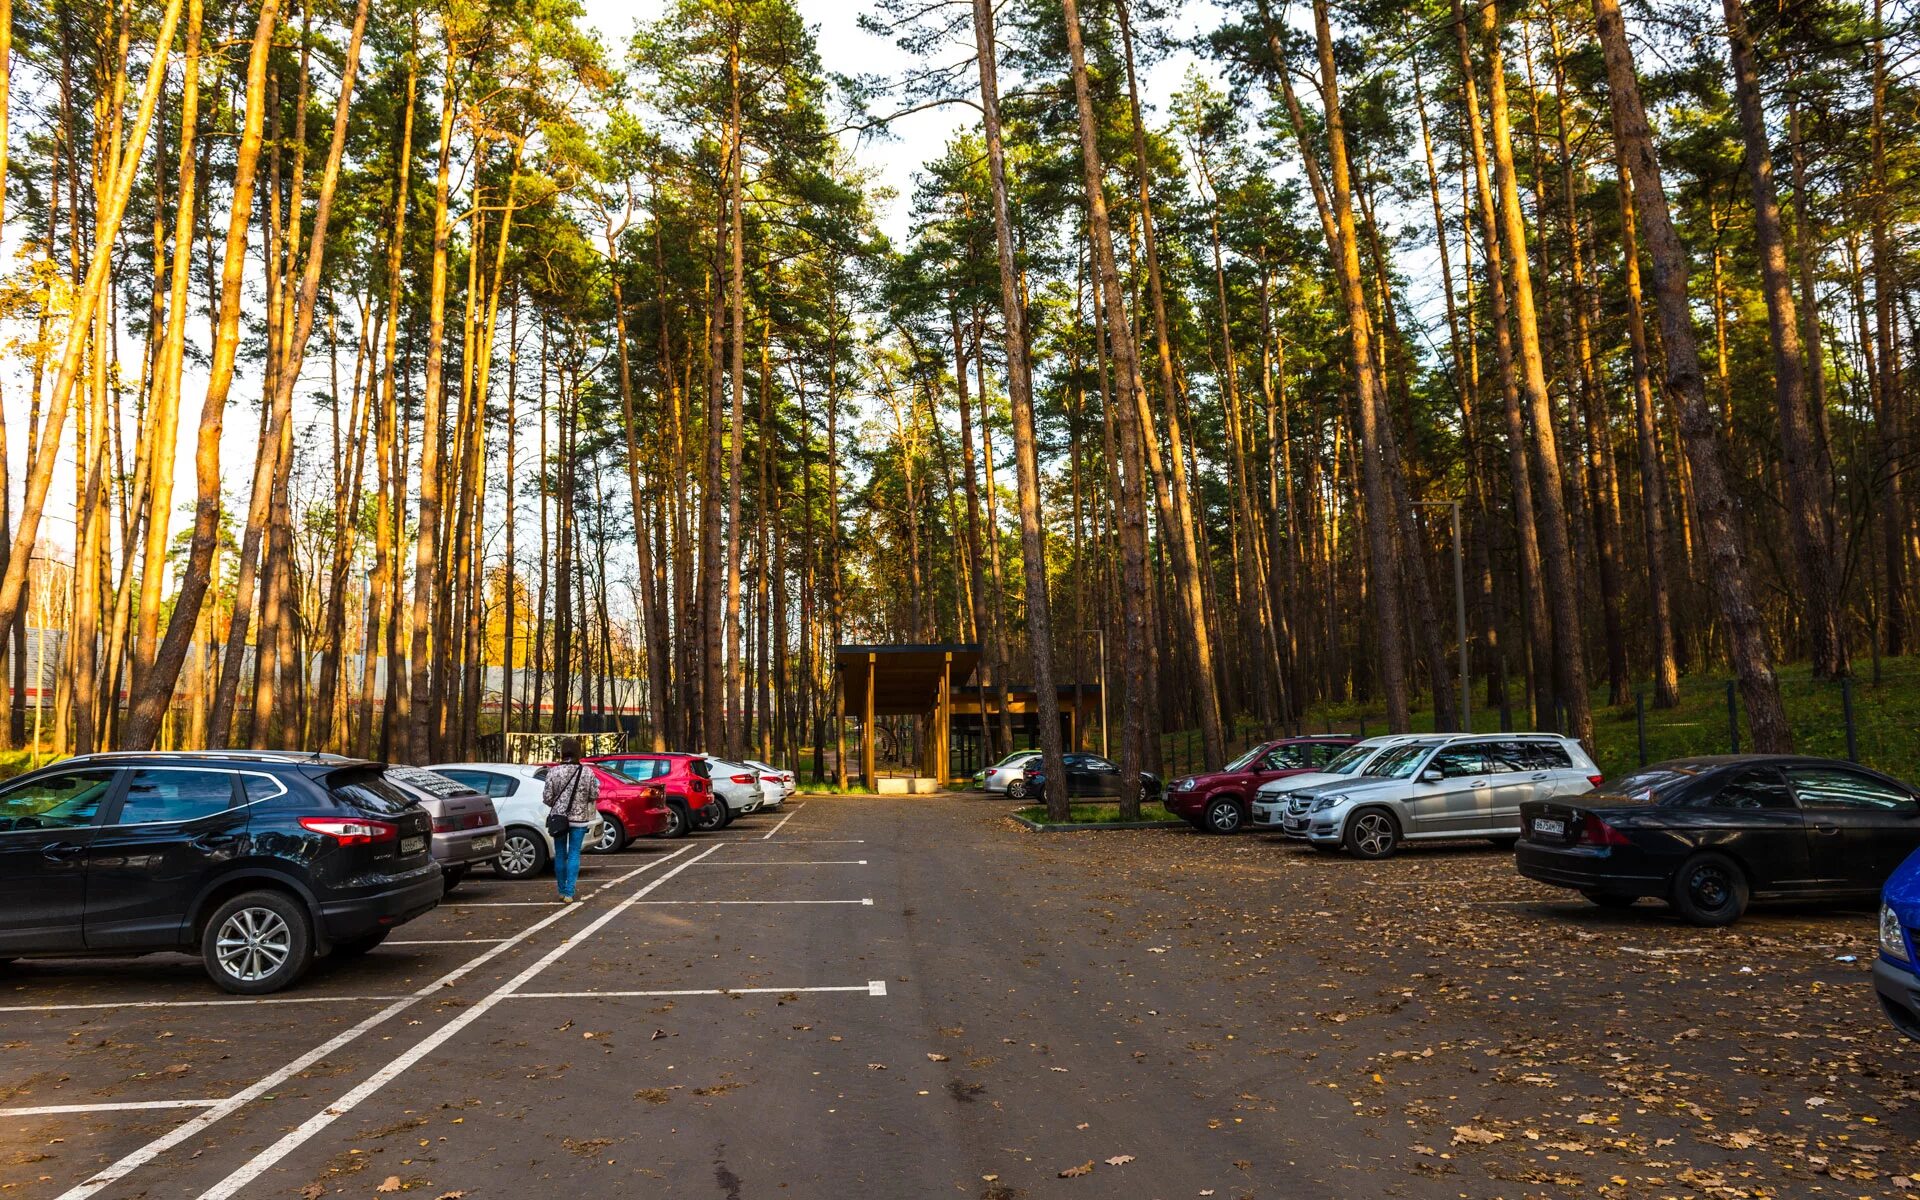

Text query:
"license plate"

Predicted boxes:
[[401, 835, 426, 855], [472, 835, 496, 853], [1532, 818, 1565, 837]]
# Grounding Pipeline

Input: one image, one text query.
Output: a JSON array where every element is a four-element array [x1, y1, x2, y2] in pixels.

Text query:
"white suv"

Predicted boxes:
[[1278, 733, 1600, 858], [1249, 735, 1424, 830]]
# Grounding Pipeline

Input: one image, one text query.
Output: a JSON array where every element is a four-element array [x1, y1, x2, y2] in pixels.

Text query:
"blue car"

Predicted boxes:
[[1877, 848, 1920, 1041]]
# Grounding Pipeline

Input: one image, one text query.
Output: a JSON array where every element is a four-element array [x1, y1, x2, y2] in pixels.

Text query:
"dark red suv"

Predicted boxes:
[[1162, 737, 1357, 834], [585, 753, 716, 839]]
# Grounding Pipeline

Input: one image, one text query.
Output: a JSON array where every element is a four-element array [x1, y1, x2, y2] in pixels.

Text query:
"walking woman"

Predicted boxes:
[[544, 737, 601, 902]]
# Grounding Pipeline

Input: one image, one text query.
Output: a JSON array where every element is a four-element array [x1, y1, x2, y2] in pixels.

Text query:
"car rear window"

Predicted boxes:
[[688, 758, 712, 780], [325, 767, 424, 816], [386, 766, 483, 799], [1595, 768, 1695, 805], [1523, 742, 1574, 769]]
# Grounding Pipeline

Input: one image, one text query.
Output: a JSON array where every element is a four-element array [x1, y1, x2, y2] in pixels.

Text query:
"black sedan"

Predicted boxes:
[[1516, 755, 1920, 925], [1019, 753, 1162, 803]]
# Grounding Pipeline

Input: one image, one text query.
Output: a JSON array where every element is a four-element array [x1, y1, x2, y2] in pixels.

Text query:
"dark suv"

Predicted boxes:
[[0, 751, 443, 994], [1163, 737, 1358, 833]]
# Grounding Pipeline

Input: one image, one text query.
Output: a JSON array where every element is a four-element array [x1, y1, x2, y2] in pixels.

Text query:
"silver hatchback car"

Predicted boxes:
[[1279, 733, 1601, 858]]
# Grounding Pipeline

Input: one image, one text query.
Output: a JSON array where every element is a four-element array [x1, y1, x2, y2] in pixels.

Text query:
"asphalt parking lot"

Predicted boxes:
[[1, 795, 1914, 1198]]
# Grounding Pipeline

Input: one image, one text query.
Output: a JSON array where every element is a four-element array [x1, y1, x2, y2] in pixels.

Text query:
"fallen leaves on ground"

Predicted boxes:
[[1105, 1154, 1135, 1166], [1058, 1161, 1094, 1178]]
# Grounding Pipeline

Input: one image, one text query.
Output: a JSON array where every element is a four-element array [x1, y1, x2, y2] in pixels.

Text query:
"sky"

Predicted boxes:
[[577, 0, 1226, 243]]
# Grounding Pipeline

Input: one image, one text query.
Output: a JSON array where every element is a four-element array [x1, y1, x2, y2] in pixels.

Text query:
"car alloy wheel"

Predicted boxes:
[[657, 801, 690, 839], [1345, 810, 1399, 858], [497, 830, 545, 878], [586, 820, 627, 854], [201, 890, 313, 995], [1203, 798, 1242, 834], [1006, 779, 1028, 800], [215, 907, 291, 984]]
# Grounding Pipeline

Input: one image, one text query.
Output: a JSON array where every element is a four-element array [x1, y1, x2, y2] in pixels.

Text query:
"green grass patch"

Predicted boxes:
[[0, 749, 41, 782], [1012, 802, 1173, 825]]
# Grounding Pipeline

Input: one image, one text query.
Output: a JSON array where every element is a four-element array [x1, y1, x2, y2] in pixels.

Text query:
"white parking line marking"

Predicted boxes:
[[443, 901, 562, 907], [0, 1099, 224, 1117], [710, 837, 865, 844], [692, 859, 867, 866], [57, 847, 690, 1200], [193, 842, 726, 1200], [630, 898, 874, 906], [0, 995, 410, 1014], [760, 803, 805, 839], [508, 981, 889, 1000], [384, 938, 507, 946]]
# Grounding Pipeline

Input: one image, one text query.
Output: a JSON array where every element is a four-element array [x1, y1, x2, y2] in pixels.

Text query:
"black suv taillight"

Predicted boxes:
[[299, 816, 398, 846]]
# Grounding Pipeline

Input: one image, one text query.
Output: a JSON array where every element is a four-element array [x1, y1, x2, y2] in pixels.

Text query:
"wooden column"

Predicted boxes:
[[862, 651, 876, 790], [836, 663, 848, 792], [938, 651, 953, 784]]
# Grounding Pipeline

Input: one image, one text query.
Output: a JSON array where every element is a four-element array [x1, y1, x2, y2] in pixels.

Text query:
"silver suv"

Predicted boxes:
[[1278, 733, 1600, 858]]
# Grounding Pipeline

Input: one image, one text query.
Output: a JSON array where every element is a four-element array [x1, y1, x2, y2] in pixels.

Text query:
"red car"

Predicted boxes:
[[585, 753, 717, 840], [541, 763, 672, 853], [1163, 737, 1358, 834]]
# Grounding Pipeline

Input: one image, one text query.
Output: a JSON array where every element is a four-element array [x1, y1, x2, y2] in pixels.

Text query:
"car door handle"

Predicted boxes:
[[1813, 824, 1841, 836], [40, 841, 84, 861], [1530, 773, 1550, 781], [191, 833, 241, 851], [1469, 780, 1489, 788]]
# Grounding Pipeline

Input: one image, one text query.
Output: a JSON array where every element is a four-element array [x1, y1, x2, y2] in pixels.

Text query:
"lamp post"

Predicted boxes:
[[1066, 629, 1109, 757], [1413, 500, 1469, 731]]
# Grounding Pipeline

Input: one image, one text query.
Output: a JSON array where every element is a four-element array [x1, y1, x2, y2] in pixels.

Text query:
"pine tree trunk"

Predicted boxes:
[[1721, 0, 1846, 677], [1614, 151, 1681, 708], [0, 0, 184, 688], [1481, 0, 1591, 745], [407, 41, 460, 762], [121, 0, 275, 750], [983, 0, 1072, 817], [1591, 0, 1791, 749]]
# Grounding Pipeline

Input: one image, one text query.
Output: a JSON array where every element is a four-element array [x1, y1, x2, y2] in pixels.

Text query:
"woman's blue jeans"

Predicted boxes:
[[555, 825, 588, 898]]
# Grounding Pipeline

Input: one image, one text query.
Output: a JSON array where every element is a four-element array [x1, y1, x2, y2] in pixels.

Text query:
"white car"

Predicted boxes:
[[699, 756, 765, 826], [1249, 736, 1424, 830], [742, 760, 787, 809], [429, 762, 607, 878], [1273, 733, 1602, 858], [745, 760, 795, 803], [981, 751, 1041, 796]]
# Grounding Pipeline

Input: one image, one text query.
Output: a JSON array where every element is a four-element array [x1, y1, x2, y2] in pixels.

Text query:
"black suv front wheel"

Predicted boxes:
[[202, 890, 314, 995]]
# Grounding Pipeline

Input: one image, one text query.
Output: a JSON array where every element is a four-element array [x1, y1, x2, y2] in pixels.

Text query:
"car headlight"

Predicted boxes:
[[1312, 794, 1346, 812], [1176, 778, 1195, 792], [1883, 904, 1909, 962]]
